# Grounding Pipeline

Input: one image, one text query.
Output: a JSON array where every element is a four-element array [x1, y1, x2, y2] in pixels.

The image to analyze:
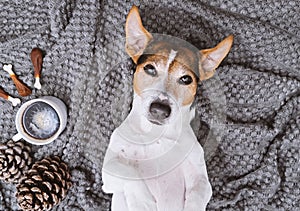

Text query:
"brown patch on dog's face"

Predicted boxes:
[[168, 62, 198, 106], [133, 45, 198, 107]]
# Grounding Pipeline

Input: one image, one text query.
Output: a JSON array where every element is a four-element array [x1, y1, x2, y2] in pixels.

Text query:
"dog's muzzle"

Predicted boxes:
[[149, 99, 171, 125]]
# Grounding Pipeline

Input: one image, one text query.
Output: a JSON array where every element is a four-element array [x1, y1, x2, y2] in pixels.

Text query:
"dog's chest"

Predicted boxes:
[[145, 166, 186, 210], [112, 124, 193, 160]]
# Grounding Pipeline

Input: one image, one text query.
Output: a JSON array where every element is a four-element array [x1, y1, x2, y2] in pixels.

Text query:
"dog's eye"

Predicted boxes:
[[144, 64, 157, 76], [179, 75, 193, 85]]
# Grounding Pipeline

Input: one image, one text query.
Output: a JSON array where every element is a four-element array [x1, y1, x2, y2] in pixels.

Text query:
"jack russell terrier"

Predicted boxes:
[[102, 5, 233, 211]]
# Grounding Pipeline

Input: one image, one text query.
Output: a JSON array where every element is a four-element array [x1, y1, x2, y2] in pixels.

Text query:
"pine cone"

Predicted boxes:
[[16, 156, 72, 211], [0, 140, 32, 183]]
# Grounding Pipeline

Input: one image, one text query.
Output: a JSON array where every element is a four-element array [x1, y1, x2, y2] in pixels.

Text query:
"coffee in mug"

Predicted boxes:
[[13, 96, 67, 145]]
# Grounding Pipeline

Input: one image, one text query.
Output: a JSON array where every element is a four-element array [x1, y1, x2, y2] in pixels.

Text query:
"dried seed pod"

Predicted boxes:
[[16, 156, 72, 211], [3, 64, 32, 97], [0, 140, 33, 183]]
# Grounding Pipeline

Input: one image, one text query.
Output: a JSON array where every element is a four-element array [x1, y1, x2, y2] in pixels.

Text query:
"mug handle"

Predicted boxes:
[[12, 133, 23, 142]]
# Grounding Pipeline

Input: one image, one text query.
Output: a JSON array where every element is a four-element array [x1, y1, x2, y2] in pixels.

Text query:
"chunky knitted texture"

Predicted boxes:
[[0, 0, 299, 210]]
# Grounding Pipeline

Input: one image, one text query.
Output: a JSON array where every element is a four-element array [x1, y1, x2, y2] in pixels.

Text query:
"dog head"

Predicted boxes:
[[126, 6, 233, 125]]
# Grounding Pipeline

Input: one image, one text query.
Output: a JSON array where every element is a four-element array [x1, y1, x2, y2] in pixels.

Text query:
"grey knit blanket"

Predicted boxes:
[[1, 0, 299, 210]]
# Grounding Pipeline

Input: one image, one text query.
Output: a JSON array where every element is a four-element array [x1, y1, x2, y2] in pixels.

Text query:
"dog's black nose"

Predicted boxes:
[[149, 102, 171, 121]]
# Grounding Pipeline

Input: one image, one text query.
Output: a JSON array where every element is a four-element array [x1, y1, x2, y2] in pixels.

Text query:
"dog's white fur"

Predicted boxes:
[[102, 92, 212, 211]]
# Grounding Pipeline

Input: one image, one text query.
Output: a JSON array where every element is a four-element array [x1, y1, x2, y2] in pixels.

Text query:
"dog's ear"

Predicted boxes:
[[125, 5, 152, 63], [199, 35, 233, 81]]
